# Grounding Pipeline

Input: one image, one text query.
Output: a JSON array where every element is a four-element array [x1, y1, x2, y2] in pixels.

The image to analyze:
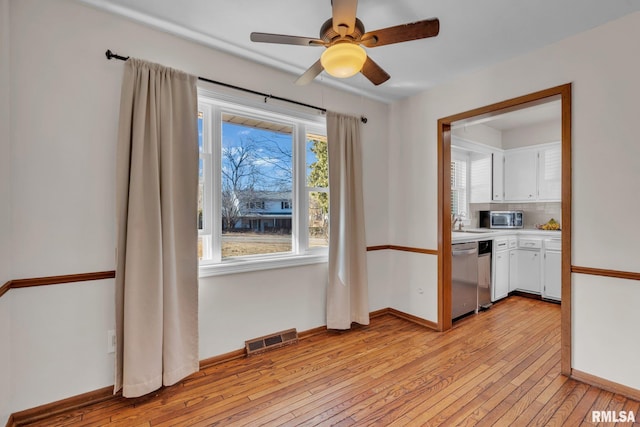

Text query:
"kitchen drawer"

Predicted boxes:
[[518, 238, 542, 249], [494, 238, 509, 251], [508, 237, 517, 249], [544, 238, 562, 251]]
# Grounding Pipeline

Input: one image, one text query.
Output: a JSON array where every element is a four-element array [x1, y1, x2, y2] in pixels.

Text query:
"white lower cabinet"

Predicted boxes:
[[542, 238, 562, 301], [509, 250, 518, 292], [493, 250, 510, 300], [489, 233, 562, 301], [513, 249, 541, 294], [503, 236, 543, 295], [492, 237, 511, 301]]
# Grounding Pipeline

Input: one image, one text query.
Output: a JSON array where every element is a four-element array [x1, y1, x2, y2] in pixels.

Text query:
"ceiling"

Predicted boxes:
[[78, 0, 640, 103]]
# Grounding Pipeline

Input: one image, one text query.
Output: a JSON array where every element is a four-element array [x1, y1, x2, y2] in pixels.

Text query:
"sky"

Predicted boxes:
[[198, 114, 321, 188]]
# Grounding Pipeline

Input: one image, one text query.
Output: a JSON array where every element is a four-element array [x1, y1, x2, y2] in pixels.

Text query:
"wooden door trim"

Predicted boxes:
[[437, 83, 572, 374]]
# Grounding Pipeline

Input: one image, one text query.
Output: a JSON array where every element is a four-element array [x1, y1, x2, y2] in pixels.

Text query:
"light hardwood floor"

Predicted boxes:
[[21, 297, 639, 426]]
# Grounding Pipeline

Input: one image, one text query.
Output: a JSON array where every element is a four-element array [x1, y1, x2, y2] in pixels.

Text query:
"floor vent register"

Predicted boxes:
[[245, 328, 299, 356]]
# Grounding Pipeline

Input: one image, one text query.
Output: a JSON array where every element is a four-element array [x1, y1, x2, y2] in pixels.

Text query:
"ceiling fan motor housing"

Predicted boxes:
[[320, 18, 365, 43]]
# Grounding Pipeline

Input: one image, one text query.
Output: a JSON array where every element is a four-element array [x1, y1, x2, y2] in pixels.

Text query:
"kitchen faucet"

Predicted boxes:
[[452, 213, 465, 231]]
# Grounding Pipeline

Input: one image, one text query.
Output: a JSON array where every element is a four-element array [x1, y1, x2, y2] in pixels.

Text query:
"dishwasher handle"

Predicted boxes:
[[452, 248, 478, 256]]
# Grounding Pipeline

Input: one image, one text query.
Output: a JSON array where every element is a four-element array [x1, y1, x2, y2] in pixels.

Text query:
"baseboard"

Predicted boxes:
[[386, 308, 440, 331], [571, 369, 640, 402], [6, 307, 438, 426], [198, 348, 246, 370], [369, 307, 392, 318], [298, 325, 326, 339], [8, 386, 116, 427], [509, 290, 542, 300]]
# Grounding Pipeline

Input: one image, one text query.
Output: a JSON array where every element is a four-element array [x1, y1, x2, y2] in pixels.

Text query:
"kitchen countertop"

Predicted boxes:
[[452, 228, 561, 243]]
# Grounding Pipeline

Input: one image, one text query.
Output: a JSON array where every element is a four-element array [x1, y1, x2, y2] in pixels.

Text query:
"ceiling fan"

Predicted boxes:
[[250, 0, 440, 86]]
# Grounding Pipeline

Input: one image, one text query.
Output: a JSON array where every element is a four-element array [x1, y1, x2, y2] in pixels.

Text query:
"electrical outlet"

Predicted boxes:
[[107, 330, 116, 354]]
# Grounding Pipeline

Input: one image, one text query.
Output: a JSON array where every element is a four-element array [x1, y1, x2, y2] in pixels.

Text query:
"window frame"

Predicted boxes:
[[197, 88, 329, 277]]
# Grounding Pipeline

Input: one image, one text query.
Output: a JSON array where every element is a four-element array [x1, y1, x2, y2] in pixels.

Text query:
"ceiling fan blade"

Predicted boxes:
[[331, 0, 358, 35], [250, 32, 324, 46], [361, 18, 440, 48], [360, 57, 390, 86], [295, 60, 324, 85]]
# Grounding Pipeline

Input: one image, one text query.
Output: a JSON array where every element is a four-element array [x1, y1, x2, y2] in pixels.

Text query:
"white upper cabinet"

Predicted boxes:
[[492, 152, 504, 201], [454, 138, 561, 204], [504, 148, 538, 201], [504, 142, 561, 202], [537, 143, 562, 201]]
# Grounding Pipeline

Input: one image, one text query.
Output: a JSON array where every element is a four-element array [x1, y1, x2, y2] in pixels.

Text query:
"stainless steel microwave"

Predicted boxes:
[[479, 210, 523, 229]]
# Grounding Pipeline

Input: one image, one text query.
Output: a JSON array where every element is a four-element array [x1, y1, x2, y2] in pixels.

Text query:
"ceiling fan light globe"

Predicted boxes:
[[320, 43, 367, 78]]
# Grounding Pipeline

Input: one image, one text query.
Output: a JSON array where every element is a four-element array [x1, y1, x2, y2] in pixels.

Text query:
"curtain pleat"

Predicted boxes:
[[326, 112, 369, 330], [115, 58, 199, 397]]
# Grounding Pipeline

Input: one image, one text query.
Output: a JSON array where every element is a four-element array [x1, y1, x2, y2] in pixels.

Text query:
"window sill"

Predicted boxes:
[[198, 252, 328, 278]]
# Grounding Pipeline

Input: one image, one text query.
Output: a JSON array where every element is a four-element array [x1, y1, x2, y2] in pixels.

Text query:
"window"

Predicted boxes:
[[198, 90, 328, 275], [451, 149, 468, 219]]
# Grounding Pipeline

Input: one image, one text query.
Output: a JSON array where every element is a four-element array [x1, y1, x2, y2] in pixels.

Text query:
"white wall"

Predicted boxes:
[[10, 281, 116, 412], [502, 119, 561, 149], [0, 295, 10, 427], [452, 123, 502, 148], [5, 0, 390, 415], [1, 0, 12, 423], [389, 11, 640, 390]]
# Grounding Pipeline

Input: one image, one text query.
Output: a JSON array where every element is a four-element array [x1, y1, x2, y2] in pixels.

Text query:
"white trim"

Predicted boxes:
[[198, 87, 326, 127], [199, 253, 328, 277], [451, 136, 502, 154], [452, 135, 560, 155]]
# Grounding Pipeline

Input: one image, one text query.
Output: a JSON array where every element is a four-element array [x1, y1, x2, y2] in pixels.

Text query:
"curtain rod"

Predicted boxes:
[[105, 50, 367, 123]]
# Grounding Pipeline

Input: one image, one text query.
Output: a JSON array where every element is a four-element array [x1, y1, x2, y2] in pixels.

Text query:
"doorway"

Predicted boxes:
[[437, 84, 572, 375]]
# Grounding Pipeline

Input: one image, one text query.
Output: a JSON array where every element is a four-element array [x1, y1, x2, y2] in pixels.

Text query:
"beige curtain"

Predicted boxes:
[[326, 112, 369, 330], [115, 58, 199, 397]]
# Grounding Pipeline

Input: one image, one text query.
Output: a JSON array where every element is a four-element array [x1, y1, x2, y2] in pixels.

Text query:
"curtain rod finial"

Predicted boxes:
[[105, 49, 129, 61]]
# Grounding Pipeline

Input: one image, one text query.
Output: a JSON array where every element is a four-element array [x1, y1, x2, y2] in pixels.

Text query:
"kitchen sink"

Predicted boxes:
[[453, 229, 491, 233]]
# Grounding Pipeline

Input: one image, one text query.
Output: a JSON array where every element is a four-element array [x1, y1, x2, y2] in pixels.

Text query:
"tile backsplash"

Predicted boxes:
[[469, 202, 561, 229]]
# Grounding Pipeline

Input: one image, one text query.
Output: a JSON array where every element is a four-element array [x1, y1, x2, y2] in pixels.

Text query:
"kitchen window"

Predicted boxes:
[[451, 149, 469, 219], [198, 90, 328, 276]]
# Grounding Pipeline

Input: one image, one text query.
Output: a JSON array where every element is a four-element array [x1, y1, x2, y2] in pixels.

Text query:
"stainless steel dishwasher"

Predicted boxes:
[[452, 241, 478, 320]]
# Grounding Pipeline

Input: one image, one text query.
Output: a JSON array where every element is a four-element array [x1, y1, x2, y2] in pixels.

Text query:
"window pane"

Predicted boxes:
[[306, 134, 328, 249], [220, 114, 293, 258], [198, 157, 204, 230], [198, 234, 212, 261], [309, 191, 329, 248], [306, 134, 328, 187], [198, 111, 204, 152]]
